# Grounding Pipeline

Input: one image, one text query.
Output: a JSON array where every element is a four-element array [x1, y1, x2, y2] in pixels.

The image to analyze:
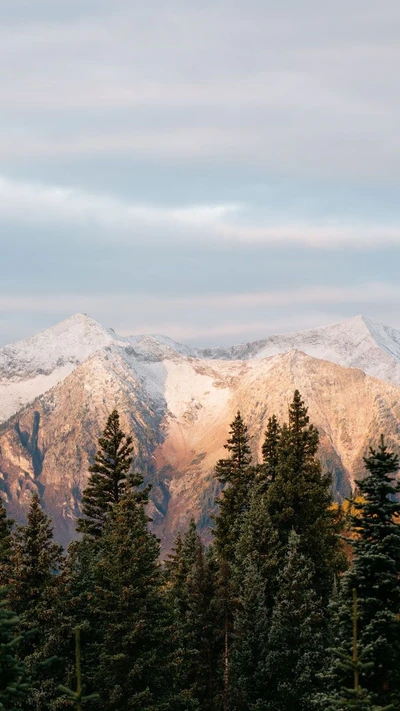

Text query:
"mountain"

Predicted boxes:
[[197, 315, 400, 385], [1, 313, 400, 552]]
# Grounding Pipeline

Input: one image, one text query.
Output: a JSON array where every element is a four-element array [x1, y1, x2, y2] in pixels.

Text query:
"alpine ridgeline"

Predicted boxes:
[[2, 313, 400, 552]]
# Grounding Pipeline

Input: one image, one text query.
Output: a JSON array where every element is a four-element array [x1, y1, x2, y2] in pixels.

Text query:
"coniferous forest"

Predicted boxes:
[[1, 391, 400, 710]]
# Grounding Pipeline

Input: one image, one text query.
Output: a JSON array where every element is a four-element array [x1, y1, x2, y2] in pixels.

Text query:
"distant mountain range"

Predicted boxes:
[[1, 313, 400, 552]]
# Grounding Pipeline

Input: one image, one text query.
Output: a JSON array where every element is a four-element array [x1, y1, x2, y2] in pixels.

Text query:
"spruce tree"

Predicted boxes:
[[77, 409, 148, 538], [8, 493, 63, 709], [266, 390, 346, 599], [213, 412, 253, 563], [230, 554, 270, 711], [266, 530, 325, 711], [326, 437, 400, 707], [260, 415, 280, 490], [0, 586, 29, 710], [166, 520, 222, 710], [322, 592, 391, 711], [89, 492, 167, 710]]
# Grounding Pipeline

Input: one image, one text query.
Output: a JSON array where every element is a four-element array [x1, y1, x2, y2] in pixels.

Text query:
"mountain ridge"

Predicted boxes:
[[2, 312, 400, 551]]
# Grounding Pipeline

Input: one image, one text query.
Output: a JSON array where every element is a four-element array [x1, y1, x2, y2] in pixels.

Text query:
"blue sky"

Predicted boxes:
[[1, 0, 400, 345]]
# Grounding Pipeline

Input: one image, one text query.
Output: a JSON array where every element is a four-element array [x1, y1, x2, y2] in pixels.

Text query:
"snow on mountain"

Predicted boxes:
[[197, 315, 400, 385], [2, 344, 400, 551], [0, 313, 125, 421], [2, 312, 400, 424]]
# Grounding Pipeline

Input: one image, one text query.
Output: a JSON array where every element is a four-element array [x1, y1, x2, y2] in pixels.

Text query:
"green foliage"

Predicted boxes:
[[266, 530, 325, 711], [320, 591, 391, 711], [4, 395, 400, 711], [88, 492, 167, 710], [213, 412, 254, 563], [58, 627, 98, 710], [77, 409, 149, 538], [326, 437, 400, 707], [266, 390, 346, 599], [0, 586, 29, 710], [0, 497, 13, 586], [8, 492, 64, 708], [230, 554, 270, 710], [166, 520, 222, 710], [260, 414, 281, 489]]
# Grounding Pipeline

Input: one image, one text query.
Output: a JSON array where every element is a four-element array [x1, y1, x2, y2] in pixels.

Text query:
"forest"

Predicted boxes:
[[1, 390, 400, 711]]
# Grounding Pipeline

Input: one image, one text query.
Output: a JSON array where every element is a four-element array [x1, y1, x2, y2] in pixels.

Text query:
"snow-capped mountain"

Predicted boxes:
[[197, 315, 400, 385], [1, 312, 400, 551]]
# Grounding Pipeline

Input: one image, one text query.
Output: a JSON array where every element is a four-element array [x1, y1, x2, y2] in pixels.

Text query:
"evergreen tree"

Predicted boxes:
[[266, 391, 346, 599], [260, 415, 281, 490], [213, 412, 253, 563], [0, 586, 29, 710], [89, 492, 167, 710], [8, 493, 63, 709], [58, 627, 98, 710], [322, 592, 391, 711], [0, 497, 13, 585], [234, 488, 280, 607], [266, 530, 325, 711], [326, 437, 400, 707], [77, 409, 148, 538], [166, 520, 222, 710], [230, 554, 270, 711]]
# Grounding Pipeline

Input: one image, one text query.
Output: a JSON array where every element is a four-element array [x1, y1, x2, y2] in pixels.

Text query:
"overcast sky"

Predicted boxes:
[[1, 0, 400, 346]]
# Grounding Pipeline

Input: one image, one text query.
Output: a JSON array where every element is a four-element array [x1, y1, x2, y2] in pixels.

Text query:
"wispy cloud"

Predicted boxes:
[[0, 282, 398, 315], [0, 174, 239, 231], [0, 174, 399, 250]]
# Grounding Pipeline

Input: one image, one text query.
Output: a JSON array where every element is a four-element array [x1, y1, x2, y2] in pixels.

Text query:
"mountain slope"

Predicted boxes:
[[2, 344, 400, 552]]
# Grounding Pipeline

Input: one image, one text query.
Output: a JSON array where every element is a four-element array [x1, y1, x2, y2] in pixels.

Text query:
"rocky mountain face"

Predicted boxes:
[[1, 313, 400, 553]]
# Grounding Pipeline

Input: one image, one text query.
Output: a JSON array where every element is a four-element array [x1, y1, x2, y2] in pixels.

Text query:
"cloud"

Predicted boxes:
[[0, 282, 398, 315], [0, 174, 400, 249], [0, 174, 239, 232], [1, 1, 400, 183]]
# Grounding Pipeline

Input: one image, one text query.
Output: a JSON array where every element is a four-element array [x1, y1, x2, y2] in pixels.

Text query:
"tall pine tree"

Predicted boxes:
[[326, 437, 400, 708], [88, 492, 167, 710], [77, 409, 148, 538], [166, 520, 222, 710], [213, 412, 253, 563], [266, 530, 325, 711], [213, 412, 254, 711], [322, 591, 390, 711], [230, 554, 270, 711], [266, 390, 346, 599], [8, 492, 64, 709]]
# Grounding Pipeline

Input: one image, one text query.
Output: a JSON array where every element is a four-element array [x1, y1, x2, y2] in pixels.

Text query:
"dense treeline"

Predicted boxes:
[[1, 393, 400, 709]]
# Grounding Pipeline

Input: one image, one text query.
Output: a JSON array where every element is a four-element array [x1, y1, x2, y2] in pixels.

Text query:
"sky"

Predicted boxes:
[[1, 0, 400, 346]]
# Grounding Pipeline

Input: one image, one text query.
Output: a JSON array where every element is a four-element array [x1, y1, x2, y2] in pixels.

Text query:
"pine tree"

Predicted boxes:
[[0, 586, 29, 710], [77, 409, 148, 538], [89, 492, 167, 710], [266, 530, 325, 711], [325, 437, 400, 707], [166, 520, 222, 710], [230, 554, 270, 711], [234, 488, 281, 607], [322, 591, 391, 711], [266, 391, 346, 599], [8, 493, 63, 709], [213, 412, 253, 563], [260, 415, 280, 490], [0, 497, 13, 586]]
